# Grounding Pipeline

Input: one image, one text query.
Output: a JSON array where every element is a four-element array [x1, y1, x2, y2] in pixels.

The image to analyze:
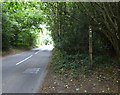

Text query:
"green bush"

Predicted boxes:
[[92, 55, 115, 69], [93, 55, 113, 64], [2, 32, 11, 51], [51, 48, 90, 75], [51, 48, 118, 78]]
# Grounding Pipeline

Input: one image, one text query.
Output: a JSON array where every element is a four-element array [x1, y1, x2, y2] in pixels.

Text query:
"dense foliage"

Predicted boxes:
[[2, 2, 119, 68], [43, 2, 119, 76], [43, 2, 120, 59], [2, 2, 45, 50], [51, 48, 119, 79], [1, 2, 119, 93], [81, 2, 120, 58], [43, 3, 89, 54]]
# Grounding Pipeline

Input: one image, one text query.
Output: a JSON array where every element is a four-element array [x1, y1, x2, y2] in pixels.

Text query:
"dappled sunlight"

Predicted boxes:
[[36, 24, 53, 47], [39, 45, 54, 51], [32, 45, 54, 52]]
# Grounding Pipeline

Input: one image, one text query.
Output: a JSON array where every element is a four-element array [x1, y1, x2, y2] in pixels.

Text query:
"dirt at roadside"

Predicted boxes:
[[2, 48, 30, 57], [40, 65, 119, 93]]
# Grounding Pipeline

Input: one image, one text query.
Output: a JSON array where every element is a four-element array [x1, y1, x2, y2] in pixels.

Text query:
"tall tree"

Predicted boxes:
[[81, 2, 120, 59]]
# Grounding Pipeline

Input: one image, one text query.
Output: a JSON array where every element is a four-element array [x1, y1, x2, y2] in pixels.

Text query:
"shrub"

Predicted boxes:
[[51, 48, 90, 75]]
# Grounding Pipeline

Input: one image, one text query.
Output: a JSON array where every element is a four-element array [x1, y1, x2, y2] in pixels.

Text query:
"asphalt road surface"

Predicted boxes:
[[2, 45, 53, 93]]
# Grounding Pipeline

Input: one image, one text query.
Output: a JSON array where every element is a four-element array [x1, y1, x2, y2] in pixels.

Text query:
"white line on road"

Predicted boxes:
[[16, 55, 33, 65], [35, 68, 40, 74], [35, 51, 39, 54]]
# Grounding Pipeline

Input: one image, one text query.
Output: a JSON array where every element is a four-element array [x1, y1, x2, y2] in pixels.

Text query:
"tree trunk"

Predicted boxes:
[[89, 25, 93, 65]]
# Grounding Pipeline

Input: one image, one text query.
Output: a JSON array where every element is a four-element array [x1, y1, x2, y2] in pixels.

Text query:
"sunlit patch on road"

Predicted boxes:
[[32, 45, 54, 52]]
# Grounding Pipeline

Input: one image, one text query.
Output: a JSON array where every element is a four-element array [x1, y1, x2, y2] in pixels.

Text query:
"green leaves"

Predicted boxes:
[[2, 2, 46, 50], [44, 3, 89, 53]]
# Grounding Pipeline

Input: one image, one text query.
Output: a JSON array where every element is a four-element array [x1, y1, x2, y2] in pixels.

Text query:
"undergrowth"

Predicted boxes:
[[50, 48, 119, 79]]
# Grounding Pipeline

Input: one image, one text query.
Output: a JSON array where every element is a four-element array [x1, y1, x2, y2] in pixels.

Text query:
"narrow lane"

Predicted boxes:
[[2, 45, 53, 93]]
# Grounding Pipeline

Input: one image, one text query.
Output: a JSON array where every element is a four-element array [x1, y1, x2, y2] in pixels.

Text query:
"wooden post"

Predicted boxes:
[[89, 25, 93, 66]]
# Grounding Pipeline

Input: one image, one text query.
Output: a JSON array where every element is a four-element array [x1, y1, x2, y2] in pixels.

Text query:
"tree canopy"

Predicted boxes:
[[2, 2, 45, 50], [2, 2, 120, 60], [42, 2, 120, 59]]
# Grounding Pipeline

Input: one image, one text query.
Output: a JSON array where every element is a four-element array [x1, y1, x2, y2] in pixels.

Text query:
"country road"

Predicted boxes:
[[2, 45, 53, 93]]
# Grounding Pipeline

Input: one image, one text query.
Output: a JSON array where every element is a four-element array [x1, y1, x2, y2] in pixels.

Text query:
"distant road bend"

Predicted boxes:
[[2, 45, 53, 93]]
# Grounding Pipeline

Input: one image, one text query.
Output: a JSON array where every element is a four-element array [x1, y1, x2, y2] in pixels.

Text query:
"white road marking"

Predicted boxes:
[[23, 68, 40, 74], [16, 55, 33, 65], [35, 51, 39, 54], [35, 68, 40, 74]]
